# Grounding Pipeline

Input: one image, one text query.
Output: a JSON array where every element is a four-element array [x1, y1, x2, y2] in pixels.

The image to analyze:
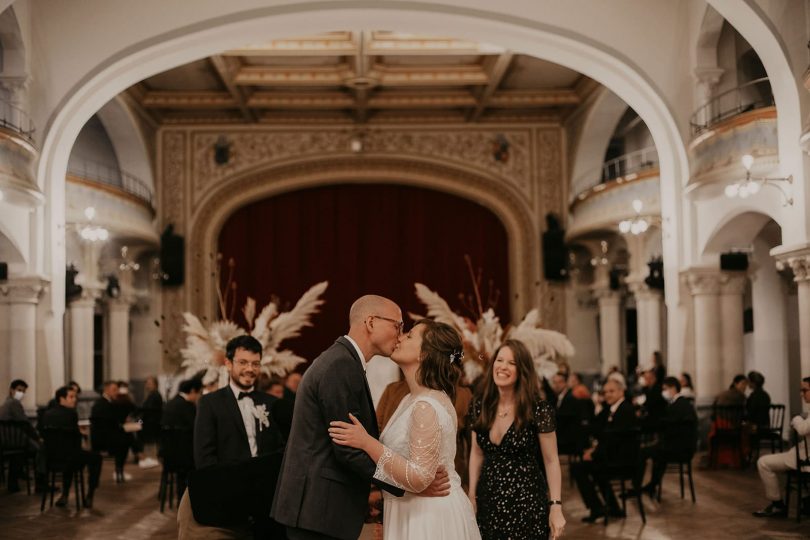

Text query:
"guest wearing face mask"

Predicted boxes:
[[0, 379, 42, 492], [637, 377, 698, 496]]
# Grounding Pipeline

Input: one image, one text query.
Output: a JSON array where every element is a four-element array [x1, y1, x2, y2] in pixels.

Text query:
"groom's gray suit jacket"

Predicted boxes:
[[271, 337, 403, 540]]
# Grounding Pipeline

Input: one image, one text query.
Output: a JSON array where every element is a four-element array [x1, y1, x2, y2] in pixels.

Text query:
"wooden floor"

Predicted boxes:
[[2, 452, 809, 539]]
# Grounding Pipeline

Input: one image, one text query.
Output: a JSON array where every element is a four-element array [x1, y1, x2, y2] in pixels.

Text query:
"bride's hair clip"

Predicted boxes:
[[449, 349, 464, 364]]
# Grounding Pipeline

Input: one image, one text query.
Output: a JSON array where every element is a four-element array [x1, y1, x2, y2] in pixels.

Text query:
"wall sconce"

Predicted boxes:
[[618, 199, 650, 235], [79, 206, 109, 242], [724, 154, 793, 206], [118, 246, 140, 273], [590, 240, 609, 267]]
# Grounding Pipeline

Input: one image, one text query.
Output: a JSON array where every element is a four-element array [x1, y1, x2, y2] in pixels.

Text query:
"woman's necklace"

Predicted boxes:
[[497, 405, 512, 418]]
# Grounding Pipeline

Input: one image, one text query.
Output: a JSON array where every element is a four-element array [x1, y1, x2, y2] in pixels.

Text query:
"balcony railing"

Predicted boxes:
[[690, 77, 774, 135], [601, 146, 659, 182], [67, 159, 153, 208], [0, 97, 35, 141]]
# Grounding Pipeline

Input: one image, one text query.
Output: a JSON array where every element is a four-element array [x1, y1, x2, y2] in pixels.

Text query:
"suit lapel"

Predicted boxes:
[[336, 337, 380, 438], [221, 388, 250, 448]]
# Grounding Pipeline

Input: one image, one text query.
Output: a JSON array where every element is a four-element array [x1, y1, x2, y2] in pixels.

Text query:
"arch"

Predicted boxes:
[[190, 155, 537, 324], [96, 96, 155, 191], [707, 0, 809, 243], [569, 88, 628, 197], [32, 2, 694, 372], [0, 219, 24, 267], [702, 208, 779, 257]]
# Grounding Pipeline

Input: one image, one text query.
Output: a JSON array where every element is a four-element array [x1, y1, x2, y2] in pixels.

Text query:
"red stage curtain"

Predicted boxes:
[[217, 183, 510, 364]]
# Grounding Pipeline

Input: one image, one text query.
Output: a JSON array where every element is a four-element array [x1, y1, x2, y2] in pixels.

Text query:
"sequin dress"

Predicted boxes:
[[470, 398, 556, 540]]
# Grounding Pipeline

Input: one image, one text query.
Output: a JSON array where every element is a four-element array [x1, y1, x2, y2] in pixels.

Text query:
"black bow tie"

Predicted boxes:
[[238, 391, 254, 400]]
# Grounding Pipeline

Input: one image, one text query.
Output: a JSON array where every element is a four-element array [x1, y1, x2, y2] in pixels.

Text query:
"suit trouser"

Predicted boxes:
[[572, 461, 620, 512], [177, 490, 251, 540], [63, 450, 102, 496], [757, 449, 798, 501]]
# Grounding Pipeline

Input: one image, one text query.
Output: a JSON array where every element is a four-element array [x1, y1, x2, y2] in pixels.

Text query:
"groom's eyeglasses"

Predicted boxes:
[[371, 315, 404, 334]]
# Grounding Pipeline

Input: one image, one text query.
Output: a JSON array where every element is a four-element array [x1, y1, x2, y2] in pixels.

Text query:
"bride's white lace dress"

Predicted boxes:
[[373, 389, 481, 539]]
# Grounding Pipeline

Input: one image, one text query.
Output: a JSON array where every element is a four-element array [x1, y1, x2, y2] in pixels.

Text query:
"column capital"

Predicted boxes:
[[106, 294, 135, 310], [772, 244, 810, 283], [593, 288, 622, 304], [719, 271, 748, 295], [682, 269, 722, 296], [0, 276, 48, 304], [68, 286, 102, 308], [693, 66, 724, 87]]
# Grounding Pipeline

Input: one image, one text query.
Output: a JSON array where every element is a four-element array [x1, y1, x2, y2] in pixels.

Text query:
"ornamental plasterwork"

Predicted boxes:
[[684, 270, 722, 296], [719, 272, 748, 295], [189, 128, 532, 209], [0, 277, 47, 304]]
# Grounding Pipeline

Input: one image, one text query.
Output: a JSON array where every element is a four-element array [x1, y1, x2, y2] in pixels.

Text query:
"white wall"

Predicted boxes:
[[67, 115, 122, 184], [564, 286, 600, 375]]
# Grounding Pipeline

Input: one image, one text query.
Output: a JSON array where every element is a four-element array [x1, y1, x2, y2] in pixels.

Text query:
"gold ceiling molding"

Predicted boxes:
[[143, 91, 236, 109], [488, 90, 580, 107]]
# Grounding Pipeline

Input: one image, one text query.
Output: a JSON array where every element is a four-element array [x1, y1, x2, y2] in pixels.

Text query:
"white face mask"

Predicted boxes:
[[744, 387, 753, 398], [13, 390, 24, 401], [661, 390, 673, 402], [119, 387, 129, 395]]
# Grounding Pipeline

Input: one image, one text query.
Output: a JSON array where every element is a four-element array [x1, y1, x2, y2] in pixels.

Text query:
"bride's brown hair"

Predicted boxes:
[[415, 319, 463, 401], [473, 339, 541, 432]]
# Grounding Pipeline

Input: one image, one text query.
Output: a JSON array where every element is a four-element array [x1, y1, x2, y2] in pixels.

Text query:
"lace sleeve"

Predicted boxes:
[[372, 400, 442, 493]]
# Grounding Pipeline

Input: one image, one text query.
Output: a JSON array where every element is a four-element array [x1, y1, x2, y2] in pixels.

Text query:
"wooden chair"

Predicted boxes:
[[709, 405, 745, 468], [158, 426, 194, 512], [752, 404, 786, 462], [0, 420, 35, 494], [40, 428, 85, 512], [784, 428, 810, 522], [602, 428, 646, 525]]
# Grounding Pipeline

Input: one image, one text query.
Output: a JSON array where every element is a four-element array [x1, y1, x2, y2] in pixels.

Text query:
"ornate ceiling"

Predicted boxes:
[[126, 31, 598, 125]]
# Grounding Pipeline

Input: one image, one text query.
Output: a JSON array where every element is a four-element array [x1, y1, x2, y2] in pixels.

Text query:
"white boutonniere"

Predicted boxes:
[[252, 403, 270, 432]]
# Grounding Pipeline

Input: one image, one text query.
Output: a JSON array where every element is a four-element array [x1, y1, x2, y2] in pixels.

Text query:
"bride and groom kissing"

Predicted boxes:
[[272, 294, 481, 540]]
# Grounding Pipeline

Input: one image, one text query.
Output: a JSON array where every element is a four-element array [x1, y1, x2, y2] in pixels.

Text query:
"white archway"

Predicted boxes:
[[96, 96, 155, 191], [33, 2, 692, 371]]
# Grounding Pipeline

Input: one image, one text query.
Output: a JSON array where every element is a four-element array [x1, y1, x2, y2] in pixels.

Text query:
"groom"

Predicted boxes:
[[272, 295, 448, 540]]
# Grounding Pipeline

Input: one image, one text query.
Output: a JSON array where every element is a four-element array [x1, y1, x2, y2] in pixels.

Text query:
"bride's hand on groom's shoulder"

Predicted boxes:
[[329, 413, 372, 451]]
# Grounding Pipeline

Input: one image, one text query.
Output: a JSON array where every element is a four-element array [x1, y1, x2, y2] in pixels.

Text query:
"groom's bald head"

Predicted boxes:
[[349, 295, 398, 326]]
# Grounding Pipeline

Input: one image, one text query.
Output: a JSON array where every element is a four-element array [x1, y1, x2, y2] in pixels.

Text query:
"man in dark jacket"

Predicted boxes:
[[572, 378, 639, 522], [551, 372, 582, 455], [160, 378, 201, 500], [642, 376, 698, 495], [141, 375, 164, 443], [177, 335, 285, 538], [0, 379, 42, 492], [41, 386, 102, 507], [746, 371, 771, 430]]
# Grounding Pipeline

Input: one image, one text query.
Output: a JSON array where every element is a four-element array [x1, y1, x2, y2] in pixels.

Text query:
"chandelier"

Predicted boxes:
[[78, 207, 109, 242], [724, 154, 793, 206], [118, 246, 140, 272], [618, 199, 649, 235]]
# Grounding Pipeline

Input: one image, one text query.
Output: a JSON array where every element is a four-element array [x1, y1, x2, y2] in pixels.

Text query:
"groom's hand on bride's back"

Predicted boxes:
[[416, 465, 450, 497]]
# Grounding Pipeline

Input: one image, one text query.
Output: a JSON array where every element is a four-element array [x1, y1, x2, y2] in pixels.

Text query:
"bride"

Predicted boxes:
[[329, 319, 481, 539]]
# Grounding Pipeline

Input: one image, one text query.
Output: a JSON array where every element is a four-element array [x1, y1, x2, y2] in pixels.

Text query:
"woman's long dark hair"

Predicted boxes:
[[473, 339, 541, 432], [415, 319, 463, 401]]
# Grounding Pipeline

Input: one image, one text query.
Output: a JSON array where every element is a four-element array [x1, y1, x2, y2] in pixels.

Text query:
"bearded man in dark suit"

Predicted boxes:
[[177, 335, 284, 539]]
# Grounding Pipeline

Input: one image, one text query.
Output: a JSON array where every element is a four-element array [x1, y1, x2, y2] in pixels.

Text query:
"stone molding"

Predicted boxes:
[[0, 277, 48, 304], [719, 272, 748, 295], [683, 269, 723, 296]]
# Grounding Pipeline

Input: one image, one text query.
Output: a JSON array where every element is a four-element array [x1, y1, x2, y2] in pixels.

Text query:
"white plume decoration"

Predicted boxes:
[[412, 287, 574, 384], [179, 281, 329, 387]]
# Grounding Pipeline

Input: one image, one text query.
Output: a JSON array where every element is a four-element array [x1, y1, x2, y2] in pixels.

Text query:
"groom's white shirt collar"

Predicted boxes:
[[343, 335, 367, 372], [229, 380, 254, 399]]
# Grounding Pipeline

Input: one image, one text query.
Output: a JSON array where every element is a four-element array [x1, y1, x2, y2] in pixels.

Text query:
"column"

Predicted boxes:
[[596, 290, 623, 376], [693, 67, 724, 127], [106, 297, 132, 382], [719, 272, 747, 384], [0, 278, 45, 411], [637, 286, 664, 364], [69, 294, 97, 392], [783, 253, 810, 381], [686, 270, 723, 403]]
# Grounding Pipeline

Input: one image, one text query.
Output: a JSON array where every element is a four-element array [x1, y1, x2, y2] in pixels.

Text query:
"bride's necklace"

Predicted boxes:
[[497, 405, 512, 418]]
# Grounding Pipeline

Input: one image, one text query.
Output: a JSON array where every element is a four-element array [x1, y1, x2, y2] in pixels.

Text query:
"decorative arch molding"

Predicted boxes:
[[701, 206, 782, 258], [189, 155, 540, 325]]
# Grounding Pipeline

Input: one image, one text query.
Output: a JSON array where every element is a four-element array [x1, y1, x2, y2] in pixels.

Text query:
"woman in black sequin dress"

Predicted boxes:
[[468, 339, 566, 539]]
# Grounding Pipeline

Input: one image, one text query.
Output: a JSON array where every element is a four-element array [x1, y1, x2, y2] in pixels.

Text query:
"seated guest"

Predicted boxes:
[[715, 374, 747, 406], [0, 379, 42, 492], [41, 386, 102, 508], [572, 378, 638, 522], [551, 372, 581, 454], [141, 375, 164, 443], [568, 372, 591, 400], [679, 373, 695, 399], [161, 378, 201, 498], [44, 381, 81, 411], [641, 376, 697, 495], [746, 371, 771, 431], [650, 351, 666, 388], [637, 364, 667, 429], [753, 376, 810, 517]]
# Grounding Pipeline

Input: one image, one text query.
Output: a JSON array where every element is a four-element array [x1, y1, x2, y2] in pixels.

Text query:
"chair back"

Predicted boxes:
[[160, 426, 194, 471], [601, 428, 641, 473], [90, 416, 124, 452], [663, 419, 698, 460], [41, 427, 81, 470], [0, 420, 30, 451], [768, 404, 786, 433], [796, 428, 810, 472], [712, 405, 745, 432]]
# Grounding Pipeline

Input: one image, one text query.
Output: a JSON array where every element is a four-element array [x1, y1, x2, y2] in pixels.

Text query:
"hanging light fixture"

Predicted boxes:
[[619, 199, 650, 235], [724, 154, 792, 205], [78, 206, 109, 242]]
